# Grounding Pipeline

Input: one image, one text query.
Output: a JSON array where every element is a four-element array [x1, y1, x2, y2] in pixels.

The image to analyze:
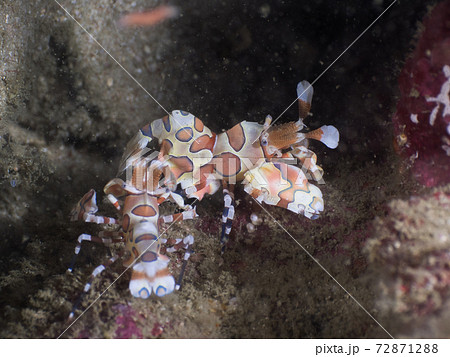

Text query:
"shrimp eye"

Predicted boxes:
[[261, 138, 268, 146]]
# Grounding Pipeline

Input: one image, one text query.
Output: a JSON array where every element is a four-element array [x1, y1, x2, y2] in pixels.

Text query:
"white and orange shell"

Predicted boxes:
[[213, 121, 266, 182], [243, 160, 323, 219], [103, 178, 175, 297], [119, 81, 339, 220]]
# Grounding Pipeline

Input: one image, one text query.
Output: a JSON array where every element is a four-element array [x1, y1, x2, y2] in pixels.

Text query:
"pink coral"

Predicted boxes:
[[113, 304, 143, 339], [393, 1, 450, 187]]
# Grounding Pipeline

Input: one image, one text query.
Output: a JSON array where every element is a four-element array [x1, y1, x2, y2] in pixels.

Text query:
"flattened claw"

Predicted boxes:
[[244, 161, 324, 219]]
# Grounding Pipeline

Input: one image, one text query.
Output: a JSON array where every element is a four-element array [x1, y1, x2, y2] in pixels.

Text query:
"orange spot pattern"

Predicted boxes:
[[277, 164, 308, 204], [159, 139, 173, 157], [226, 123, 246, 152], [175, 127, 194, 142], [131, 204, 157, 217], [169, 156, 194, 179], [189, 134, 216, 153], [194, 117, 204, 132], [142, 251, 158, 262], [213, 152, 241, 177], [135, 233, 158, 244], [122, 214, 130, 232]]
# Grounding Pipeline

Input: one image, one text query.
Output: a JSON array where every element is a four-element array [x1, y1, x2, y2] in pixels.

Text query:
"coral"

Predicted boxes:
[[393, 1, 450, 187], [113, 304, 144, 339], [365, 186, 450, 337]]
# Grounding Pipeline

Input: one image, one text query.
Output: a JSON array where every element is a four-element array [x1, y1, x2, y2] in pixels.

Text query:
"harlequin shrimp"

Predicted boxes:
[[67, 160, 197, 319], [119, 80, 339, 249]]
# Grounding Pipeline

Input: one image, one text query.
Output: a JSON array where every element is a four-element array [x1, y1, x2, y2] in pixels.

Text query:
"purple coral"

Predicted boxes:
[[393, 1, 450, 187], [113, 304, 143, 339]]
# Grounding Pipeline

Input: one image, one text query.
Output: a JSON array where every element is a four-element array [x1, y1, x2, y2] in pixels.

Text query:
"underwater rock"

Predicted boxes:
[[365, 186, 450, 338], [393, 1, 450, 187]]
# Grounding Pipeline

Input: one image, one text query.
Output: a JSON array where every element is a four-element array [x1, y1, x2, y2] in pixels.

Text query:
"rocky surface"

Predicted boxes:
[[1, 0, 446, 339]]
